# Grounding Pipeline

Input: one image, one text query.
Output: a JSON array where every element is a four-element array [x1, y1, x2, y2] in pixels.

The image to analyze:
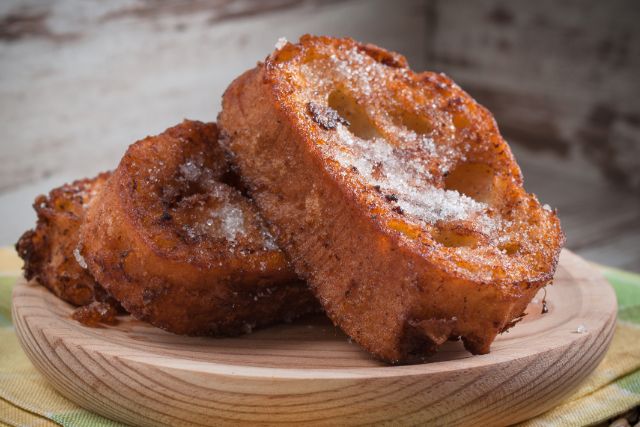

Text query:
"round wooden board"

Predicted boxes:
[[12, 250, 616, 426]]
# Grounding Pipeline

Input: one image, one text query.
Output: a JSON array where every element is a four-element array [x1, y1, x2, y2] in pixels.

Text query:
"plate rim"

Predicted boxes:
[[12, 249, 617, 380]]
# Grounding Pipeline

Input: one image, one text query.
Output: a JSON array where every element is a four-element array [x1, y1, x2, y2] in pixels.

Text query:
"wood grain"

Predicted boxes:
[[12, 250, 617, 426]]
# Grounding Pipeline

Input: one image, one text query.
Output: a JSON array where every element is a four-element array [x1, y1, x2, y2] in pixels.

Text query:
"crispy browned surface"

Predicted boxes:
[[80, 120, 318, 336], [219, 35, 565, 363], [16, 173, 114, 306]]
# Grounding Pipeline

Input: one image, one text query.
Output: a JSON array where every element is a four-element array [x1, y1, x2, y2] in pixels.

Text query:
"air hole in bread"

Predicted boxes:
[[433, 227, 479, 248], [452, 112, 471, 129], [499, 242, 521, 255], [396, 111, 432, 135], [444, 162, 495, 204], [388, 219, 422, 240], [327, 89, 379, 140]]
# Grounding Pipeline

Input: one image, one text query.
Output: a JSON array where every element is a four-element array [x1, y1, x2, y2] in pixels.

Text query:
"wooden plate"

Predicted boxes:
[[12, 250, 616, 426]]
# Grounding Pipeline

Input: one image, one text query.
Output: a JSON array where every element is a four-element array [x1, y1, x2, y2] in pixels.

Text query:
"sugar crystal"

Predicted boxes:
[[275, 37, 288, 50], [73, 247, 88, 269], [575, 324, 588, 334]]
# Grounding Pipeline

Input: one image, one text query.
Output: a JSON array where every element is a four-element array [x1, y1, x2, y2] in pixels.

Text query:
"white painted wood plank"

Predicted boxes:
[[0, 0, 427, 192], [0, 0, 427, 246]]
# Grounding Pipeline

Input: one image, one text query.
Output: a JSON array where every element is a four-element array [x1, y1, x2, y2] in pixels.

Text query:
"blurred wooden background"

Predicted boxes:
[[1, 0, 638, 271], [424, 0, 640, 272]]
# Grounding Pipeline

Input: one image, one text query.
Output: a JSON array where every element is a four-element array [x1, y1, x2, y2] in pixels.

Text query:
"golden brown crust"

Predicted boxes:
[[16, 173, 113, 306], [219, 35, 564, 363], [80, 120, 318, 336]]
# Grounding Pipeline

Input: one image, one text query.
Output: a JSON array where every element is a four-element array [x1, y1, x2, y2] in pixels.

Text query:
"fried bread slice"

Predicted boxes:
[[16, 173, 115, 306], [80, 120, 318, 336], [219, 35, 564, 363]]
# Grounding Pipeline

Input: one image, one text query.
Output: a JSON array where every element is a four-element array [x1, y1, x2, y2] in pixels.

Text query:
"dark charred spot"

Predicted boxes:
[[344, 279, 358, 299], [392, 206, 405, 215], [385, 193, 398, 202], [307, 102, 349, 130], [446, 96, 465, 110], [358, 43, 408, 68], [373, 185, 381, 192], [160, 210, 172, 222]]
